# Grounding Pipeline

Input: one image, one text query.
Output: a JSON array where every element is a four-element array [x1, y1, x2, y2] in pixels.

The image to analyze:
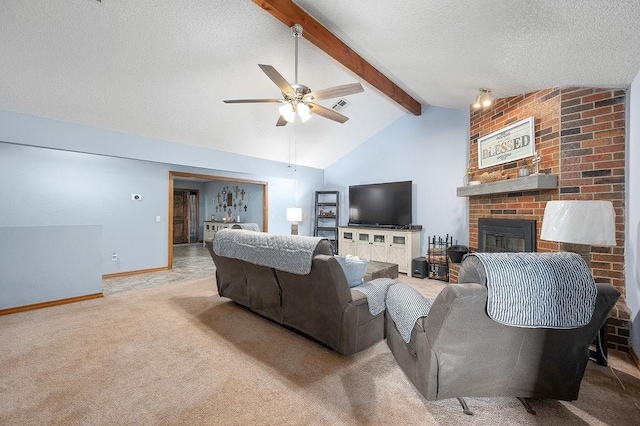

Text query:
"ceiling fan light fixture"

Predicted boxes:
[[297, 102, 311, 122], [223, 24, 362, 126], [279, 103, 296, 123]]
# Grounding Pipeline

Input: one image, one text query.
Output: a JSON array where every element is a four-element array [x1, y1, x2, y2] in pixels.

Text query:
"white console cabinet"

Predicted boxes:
[[203, 221, 234, 246], [338, 227, 421, 274]]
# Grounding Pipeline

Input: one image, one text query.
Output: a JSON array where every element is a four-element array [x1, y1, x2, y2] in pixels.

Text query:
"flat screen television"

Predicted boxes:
[[348, 181, 412, 228]]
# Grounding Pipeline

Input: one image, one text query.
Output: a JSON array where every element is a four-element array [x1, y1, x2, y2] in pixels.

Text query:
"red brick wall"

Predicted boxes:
[[559, 88, 626, 295], [468, 88, 561, 254], [465, 87, 628, 351]]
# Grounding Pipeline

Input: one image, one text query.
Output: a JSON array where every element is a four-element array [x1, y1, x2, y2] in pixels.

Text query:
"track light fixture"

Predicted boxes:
[[472, 93, 482, 109], [472, 88, 492, 109]]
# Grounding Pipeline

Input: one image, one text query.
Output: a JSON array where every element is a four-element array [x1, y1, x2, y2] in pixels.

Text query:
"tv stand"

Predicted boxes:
[[347, 224, 423, 231], [338, 226, 421, 274]]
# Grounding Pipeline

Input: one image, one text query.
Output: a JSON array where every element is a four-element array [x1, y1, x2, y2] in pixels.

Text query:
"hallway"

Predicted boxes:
[[102, 243, 215, 295]]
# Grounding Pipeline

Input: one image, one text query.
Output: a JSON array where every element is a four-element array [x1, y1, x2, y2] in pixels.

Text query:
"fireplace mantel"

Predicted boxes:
[[456, 174, 558, 197]]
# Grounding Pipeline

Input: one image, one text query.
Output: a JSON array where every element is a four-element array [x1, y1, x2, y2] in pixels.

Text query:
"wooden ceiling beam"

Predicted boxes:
[[252, 0, 422, 116]]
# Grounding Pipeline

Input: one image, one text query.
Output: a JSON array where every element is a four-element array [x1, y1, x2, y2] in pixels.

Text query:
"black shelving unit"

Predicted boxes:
[[313, 191, 339, 253], [427, 234, 452, 281]]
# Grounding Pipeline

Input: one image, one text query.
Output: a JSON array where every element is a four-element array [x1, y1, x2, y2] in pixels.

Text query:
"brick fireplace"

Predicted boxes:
[[453, 87, 630, 352]]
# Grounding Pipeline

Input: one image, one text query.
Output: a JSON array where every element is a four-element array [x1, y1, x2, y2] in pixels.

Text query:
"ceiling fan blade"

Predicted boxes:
[[258, 64, 295, 97], [276, 115, 288, 127], [303, 83, 364, 102], [308, 103, 349, 124], [223, 99, 283, 104]]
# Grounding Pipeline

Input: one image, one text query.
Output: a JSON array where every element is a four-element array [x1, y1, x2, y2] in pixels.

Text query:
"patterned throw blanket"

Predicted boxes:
[[470, 252, 597, 328], [386, 283, 434, 343], [352, 278, 395, 316], [212, 229, 328, 275]]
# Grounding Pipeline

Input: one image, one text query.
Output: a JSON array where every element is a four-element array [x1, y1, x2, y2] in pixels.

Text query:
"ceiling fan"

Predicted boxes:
[[223, 24, 364, 126]]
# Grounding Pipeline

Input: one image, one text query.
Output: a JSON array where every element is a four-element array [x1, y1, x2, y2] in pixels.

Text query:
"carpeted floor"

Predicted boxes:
[[1, 276, 638, 425]]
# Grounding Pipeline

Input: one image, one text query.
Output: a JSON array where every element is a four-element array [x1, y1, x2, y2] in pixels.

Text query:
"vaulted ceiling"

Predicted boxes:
[[1, 1, 639, 168]]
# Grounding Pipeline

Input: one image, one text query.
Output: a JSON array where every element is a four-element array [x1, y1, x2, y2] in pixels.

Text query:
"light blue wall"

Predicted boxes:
[[0, 106, 471, 309], [203, 181, 264, 228], [0, 110, 305, 179], [0, 110, 324, 285], [0, 144, 169, 274], [0, 225, 102, 309], [324, 106, 470, 255], [627, 70, 640, 355]]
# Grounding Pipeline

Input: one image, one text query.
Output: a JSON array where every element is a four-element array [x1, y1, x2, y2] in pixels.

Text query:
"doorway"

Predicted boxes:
[[168, 171, 269, 269], [173, 189, 200, 244]]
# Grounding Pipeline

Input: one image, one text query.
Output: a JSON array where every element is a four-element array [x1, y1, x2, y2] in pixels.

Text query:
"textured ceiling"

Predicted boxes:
[[1, 0, 639, 169]]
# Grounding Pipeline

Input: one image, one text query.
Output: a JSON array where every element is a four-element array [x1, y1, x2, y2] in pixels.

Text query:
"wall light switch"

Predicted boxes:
[[156, 216, 161, 222]]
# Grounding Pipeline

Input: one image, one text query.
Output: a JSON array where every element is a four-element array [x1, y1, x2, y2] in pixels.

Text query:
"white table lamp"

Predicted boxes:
[[540, 200, 616, 266], [286, 207, 303, 235]]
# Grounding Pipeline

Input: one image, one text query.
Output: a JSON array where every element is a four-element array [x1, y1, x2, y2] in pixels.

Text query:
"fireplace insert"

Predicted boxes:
[[478, 218, 536, 253]]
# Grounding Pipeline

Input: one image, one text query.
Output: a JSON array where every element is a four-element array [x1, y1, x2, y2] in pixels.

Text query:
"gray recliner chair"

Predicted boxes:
[[385, 252, 620, 415]]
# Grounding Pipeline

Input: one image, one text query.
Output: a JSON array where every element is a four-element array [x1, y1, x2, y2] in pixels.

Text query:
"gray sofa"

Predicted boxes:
[[386, 252, 620, 410], [206, 229, 385, 356]]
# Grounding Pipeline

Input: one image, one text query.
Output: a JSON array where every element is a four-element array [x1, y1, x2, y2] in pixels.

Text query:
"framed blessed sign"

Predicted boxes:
[[478, 117, 535, 169]]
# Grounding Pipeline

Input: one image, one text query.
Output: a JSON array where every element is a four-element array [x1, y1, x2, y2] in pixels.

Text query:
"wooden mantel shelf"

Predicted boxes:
[[457, 174, 558, 197]]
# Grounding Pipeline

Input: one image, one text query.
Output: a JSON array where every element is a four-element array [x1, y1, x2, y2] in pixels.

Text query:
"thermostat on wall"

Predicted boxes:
[[132, 194, 142, 201]]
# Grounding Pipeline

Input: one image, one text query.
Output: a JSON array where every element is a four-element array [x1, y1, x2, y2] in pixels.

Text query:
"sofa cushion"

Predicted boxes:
[[335, 254, 369, 287]]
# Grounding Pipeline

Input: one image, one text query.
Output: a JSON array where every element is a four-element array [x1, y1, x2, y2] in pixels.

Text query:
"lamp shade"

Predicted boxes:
[[297, 102, 311, 122], [279, 103, 296, 123], [540, 200, 616, 246], [286, 207, 303, 222]]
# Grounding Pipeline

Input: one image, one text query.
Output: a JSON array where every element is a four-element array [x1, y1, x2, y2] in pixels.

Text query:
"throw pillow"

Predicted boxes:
[[335, 254, 369, 288]]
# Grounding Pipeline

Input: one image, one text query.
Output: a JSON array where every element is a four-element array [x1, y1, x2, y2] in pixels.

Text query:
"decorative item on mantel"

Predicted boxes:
[[478, 170, 507, 184], [532, 151, 541, 175], [519, 158, 530, 177], [478, 117, 535, 170], [463, 162, 473, 186]]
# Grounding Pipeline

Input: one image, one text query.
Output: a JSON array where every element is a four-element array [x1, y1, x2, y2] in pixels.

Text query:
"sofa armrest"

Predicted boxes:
[[349, 289, 369, 305]]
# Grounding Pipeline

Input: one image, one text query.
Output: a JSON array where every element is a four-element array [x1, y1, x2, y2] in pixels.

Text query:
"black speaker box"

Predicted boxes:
[[411, 257, 428, 279]]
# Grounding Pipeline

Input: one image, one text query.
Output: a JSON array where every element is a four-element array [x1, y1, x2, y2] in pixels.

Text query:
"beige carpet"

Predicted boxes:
[[1, 276, 639, 425]]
